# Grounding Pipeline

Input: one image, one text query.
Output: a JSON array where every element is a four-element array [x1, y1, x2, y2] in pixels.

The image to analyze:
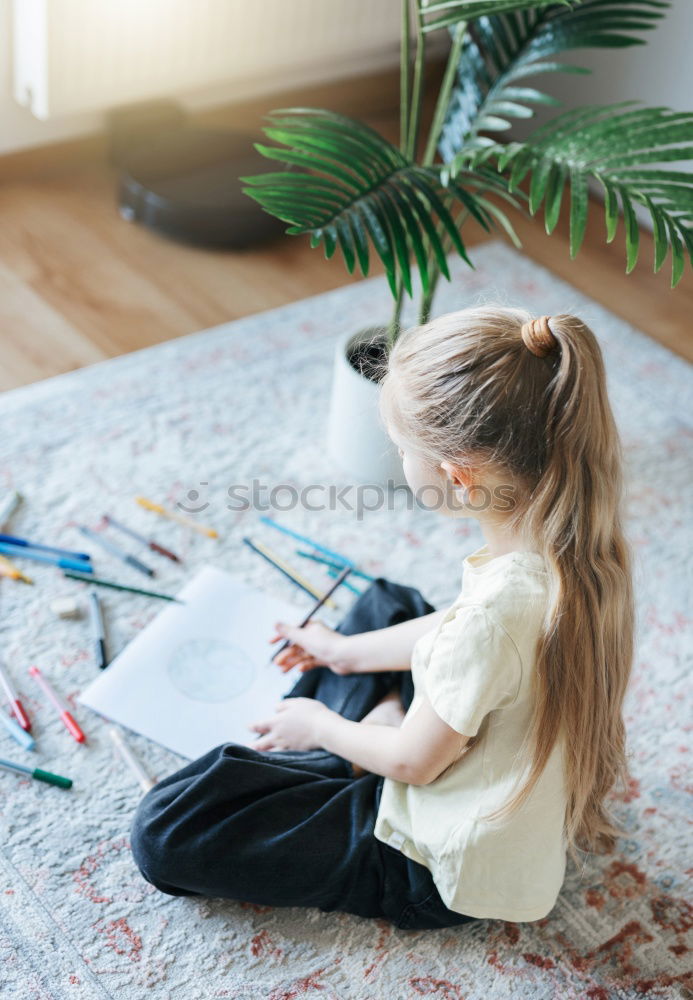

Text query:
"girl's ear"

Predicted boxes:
[[440, 461, 474, 490]]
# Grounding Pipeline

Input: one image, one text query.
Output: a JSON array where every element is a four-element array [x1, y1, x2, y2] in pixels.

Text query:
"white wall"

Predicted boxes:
[[0, 0, 412, 155], [0, 0, 96, 153], [507, 0, 692, 230], [507, 0, 691, 135], [1, 1, 690, 155]]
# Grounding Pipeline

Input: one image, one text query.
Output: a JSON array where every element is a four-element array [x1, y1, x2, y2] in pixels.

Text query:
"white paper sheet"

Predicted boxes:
[[78, 566, 305, 759]]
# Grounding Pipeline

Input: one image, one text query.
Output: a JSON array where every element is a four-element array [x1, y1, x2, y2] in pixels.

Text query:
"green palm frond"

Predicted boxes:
[[438, 0, 668, 160], [419, 0, 574, 32], [454, 103, 693, 286], [239, 1, 689, 335], [241, 109, 524, 298], [444, 164, 529, 247]]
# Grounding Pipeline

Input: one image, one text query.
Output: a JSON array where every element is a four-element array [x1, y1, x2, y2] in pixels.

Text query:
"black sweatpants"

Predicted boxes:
[[130, 578, 480, 930]]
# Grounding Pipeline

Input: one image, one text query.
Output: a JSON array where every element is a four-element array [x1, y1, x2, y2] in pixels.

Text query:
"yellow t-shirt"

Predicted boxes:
[[373, 543, 568, 922]]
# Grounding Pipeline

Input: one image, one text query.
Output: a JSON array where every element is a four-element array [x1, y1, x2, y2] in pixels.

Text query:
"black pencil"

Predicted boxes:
[[269, 566, 351, 661], [242, 536, 336, 607]]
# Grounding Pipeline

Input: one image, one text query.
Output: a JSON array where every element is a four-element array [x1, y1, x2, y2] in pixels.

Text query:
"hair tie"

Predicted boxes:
[[520, 315, 557, 358]]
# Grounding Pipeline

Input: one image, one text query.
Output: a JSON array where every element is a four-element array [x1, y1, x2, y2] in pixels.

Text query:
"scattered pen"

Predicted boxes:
[[136, 496, 218, 539], [77, 525, 155, 578], [89, 591, 108, 670], [0, 534, 91, 562], [62, 569, 183, 602], [0, 661, 32, 730], [0, 709, 35, 751], [0, 554, 33, 584], [103, 514, 181, 563], [0, 542, 93, 574], [270, 566, 351, 662], [0, 491, 22, 529], [0, 757, 72, 789], [109, 727, 156, 792], [28, 666, 86, 743]]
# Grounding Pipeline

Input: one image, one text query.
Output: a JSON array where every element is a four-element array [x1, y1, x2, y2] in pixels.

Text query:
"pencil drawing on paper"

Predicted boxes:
[[167, 638, 256, 702]]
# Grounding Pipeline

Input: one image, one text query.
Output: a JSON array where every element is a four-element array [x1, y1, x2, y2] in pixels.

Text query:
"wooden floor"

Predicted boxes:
[[0, 70, 690, 391]]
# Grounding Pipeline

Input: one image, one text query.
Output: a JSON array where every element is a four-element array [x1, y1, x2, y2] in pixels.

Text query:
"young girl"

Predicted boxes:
[[130, 306, 634, 929]]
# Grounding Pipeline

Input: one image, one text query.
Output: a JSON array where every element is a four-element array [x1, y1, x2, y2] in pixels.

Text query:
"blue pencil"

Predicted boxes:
[[0, 543, 94, 574], [0, 534, 91, 562], [295, 549, 375, 583], [324, 566, 363, 597], [260, 517, 356, 568]]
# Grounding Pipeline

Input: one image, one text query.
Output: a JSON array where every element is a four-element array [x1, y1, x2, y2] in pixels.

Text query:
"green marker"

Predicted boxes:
[[0, 756, 73, 789], [62, 569, 183, 602]]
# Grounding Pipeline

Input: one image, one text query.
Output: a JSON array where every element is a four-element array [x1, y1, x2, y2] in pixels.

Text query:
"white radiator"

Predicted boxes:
[[12, 0, 420, 121]]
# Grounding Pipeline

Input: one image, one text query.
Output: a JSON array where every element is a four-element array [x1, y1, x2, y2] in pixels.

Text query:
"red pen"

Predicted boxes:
[[28, 666, 85, 743], [0, 660, 31, 731]]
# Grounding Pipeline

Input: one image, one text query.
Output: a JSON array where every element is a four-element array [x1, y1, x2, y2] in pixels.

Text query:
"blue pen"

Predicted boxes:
[[77, 525, 155, 578], [0, 543, 94, 574], [0, 709, 35, 751], [260, 517, 357, 568], [0, 534, 91, 562]]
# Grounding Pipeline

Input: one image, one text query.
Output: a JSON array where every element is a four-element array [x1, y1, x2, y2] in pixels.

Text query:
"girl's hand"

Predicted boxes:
[[270, 619, 355, 675], [249, 697, 332, 751]]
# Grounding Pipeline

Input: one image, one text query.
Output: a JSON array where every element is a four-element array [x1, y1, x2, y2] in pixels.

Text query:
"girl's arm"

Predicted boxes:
[[274, 608, 448, 675], [313, 694, 469, 785], [348, 609, 448, 672]]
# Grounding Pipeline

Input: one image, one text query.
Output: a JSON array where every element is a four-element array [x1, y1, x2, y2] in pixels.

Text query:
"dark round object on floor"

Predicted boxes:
[[118, 127, 288, 249]]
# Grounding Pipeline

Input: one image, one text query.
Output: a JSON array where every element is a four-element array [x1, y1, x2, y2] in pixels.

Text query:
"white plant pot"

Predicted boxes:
[[326, 327, 408, 488]]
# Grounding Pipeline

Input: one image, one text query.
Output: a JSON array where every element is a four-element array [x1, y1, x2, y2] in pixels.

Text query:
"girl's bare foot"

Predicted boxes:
[[351, 687, 406, 777], [360, 686, 406, 728]]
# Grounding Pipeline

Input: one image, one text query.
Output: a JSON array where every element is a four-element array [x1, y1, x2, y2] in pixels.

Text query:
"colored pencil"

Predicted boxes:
[[62, 569, 183, 602], [103, 514, 181, 563], [270, 567, 351, 661], [77, 524, 155, 578], [294, 548, 375, 582], [325, 566, 363, 597], [0, 757, 72, 789], [136, 496, 218, 539], [242, 537, 337, 609], [260, 517, 356, 567]]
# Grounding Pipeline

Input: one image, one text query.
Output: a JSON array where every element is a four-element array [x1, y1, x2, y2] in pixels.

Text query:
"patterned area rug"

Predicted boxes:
[[0, 241, 690, 999]]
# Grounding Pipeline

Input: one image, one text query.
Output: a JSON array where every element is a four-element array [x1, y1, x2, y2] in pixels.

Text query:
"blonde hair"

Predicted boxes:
[[379, 305, 635, 868]]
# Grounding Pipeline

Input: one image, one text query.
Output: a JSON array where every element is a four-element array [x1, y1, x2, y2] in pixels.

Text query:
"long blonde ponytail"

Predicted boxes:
[[380, 306, 635, 868]]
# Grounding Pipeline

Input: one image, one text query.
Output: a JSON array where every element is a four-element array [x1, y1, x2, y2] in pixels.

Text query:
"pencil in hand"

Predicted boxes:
[[269, 566, 351, 662]]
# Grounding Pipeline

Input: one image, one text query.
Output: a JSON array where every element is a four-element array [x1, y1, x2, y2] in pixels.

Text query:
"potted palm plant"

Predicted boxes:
[[242, 0, 693, 485]]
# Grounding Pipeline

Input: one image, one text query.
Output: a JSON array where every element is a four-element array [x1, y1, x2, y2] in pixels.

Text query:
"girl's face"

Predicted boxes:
[[387, 421, 482, 520], [386, 420, 458, 515]]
